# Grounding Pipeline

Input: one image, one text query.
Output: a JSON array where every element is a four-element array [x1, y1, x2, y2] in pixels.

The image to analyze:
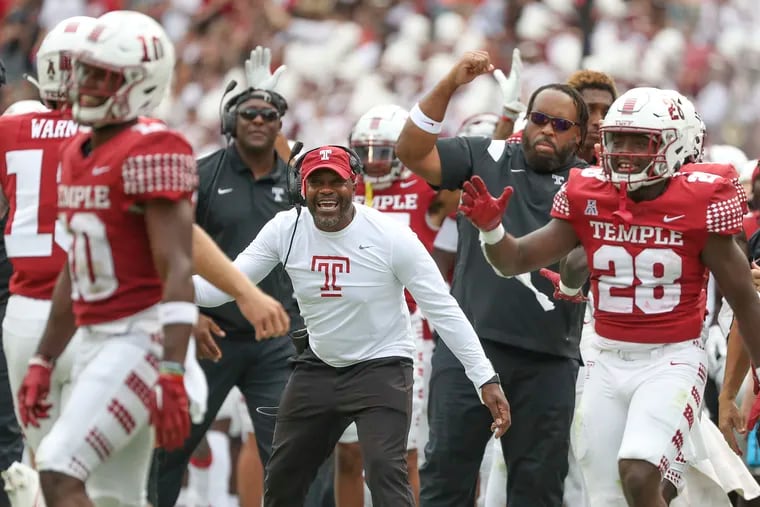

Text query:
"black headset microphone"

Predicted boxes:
[[283, 141, 304, 269], [201, 79, 238, 227]]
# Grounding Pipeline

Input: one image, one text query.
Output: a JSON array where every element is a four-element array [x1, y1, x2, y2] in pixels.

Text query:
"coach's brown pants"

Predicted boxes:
[[263, 347, 414, 507]]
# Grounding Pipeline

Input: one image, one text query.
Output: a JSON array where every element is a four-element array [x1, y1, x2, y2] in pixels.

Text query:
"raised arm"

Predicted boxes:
[[396, 51, 494, 186]]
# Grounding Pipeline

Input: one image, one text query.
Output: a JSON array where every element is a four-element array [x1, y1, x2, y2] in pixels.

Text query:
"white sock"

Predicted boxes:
[[188, 456, 212, 506], [206, 430, 232, 507]]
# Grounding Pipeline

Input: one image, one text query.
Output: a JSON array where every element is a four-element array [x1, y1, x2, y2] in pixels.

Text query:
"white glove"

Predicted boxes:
[[2, 462, 44, 507], [493, 48, 526, 118], [183, 338, 208, 424], [704, 324, 727, 381], [244, 45, 286, 91]]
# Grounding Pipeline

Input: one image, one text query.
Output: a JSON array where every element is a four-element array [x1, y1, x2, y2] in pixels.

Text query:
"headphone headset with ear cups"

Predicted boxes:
[[286, 145, 364, 206], [282, 144, 362, 268], [221, 93, 244, 138], [221, 88, 289, 139]]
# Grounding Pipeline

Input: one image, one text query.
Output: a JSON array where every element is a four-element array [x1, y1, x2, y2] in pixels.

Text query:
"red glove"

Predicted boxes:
[[152, 367, 190, 451], [458, 175, 513, 231], [17, 355, 54, 428], [539, 268, 588, 303], [747, 392, 760, 433]]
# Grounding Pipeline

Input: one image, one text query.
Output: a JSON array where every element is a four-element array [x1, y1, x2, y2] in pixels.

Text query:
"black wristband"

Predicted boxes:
[[480, 373, 500, 388]]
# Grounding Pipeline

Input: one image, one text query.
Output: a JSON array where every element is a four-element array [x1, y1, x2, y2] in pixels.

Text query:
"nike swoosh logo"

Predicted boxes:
[[359, 245, 373, 250], [217, 188, 233, 195], [510, 169, 525, 173], [92, 166, 110, 175], [669, 361, 690, 366], [399, 180, 416, 189], [663, 215, 685, 223]]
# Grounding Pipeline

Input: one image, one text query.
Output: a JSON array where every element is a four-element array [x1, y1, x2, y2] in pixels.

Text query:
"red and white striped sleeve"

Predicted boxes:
[[121, 130, 198, 204]]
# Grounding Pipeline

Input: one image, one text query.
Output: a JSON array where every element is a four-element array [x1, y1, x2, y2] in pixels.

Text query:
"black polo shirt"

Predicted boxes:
[[195, 143, 302, 339], [437, 136, 587, 360], [748, 228, 760, 262], [0, 215, 10, 307]]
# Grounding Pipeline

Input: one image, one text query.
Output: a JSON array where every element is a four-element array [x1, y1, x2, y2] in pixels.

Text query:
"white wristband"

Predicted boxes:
[[159, 301, 199, 326], [559, 281, 581, 296], [479, 224, 505, 245], [410, 103, 443, 135]]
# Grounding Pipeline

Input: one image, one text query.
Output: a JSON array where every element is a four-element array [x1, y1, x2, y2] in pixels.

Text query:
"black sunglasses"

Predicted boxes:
[[238, 107, 280, 122], [529, 111, 578, 132]]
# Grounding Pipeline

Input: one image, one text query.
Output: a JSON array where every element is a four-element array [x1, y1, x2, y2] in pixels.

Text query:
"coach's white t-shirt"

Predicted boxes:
[[194, 204, 496, 389]]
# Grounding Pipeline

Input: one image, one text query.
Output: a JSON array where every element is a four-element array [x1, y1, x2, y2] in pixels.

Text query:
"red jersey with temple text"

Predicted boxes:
[[354, 173, 439, 313], [354, 174, 439, 251], [551, 167, 744, 343], [0, 109, 78, 300], [58, 119, 197, 326]]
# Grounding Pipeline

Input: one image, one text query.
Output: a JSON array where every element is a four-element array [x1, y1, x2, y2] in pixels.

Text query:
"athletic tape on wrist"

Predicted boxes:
[[160, 360, 185, 376], [559, 281, 581, 296], [158, 301, 199, 326], [410, 103, 443, 135], [479, 224, 505, 245], [29, 355, 54, 369]]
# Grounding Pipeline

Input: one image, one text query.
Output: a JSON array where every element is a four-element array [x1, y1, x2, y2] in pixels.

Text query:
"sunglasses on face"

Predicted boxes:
[[238, 107, 280, 122], [529, 111, 578, 132]]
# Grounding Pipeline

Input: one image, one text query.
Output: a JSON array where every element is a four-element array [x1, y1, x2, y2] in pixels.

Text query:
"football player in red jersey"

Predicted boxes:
[[460, 86, 760, 507], [0, 14, 96, 465], [13, 11, 195, 507], [543, 89, 760, 505], [334, 104, 458, 506]]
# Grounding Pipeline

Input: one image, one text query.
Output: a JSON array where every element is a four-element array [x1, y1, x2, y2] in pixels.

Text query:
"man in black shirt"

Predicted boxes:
[[0, 59, 24, 507], [155, 88, 305, 506], [396, 50, 589, 506]]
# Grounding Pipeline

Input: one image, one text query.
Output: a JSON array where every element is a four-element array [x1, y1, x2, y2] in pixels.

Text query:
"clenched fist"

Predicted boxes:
[[445, 51, 495, 88]]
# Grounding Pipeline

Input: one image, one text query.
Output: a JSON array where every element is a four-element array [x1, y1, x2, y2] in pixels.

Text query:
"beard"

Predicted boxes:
[[522, 135, 578, 173], [313, 214, 341, 229], [308, 198, 353, 231]]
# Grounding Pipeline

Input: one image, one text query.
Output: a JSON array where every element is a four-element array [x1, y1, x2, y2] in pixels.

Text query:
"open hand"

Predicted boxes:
[[493, 48, 525, 114], [719, 394, 747, 455], [193, 314, 223, 362], [459, 175, 512, 232], [244, 45, 286, 91]]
